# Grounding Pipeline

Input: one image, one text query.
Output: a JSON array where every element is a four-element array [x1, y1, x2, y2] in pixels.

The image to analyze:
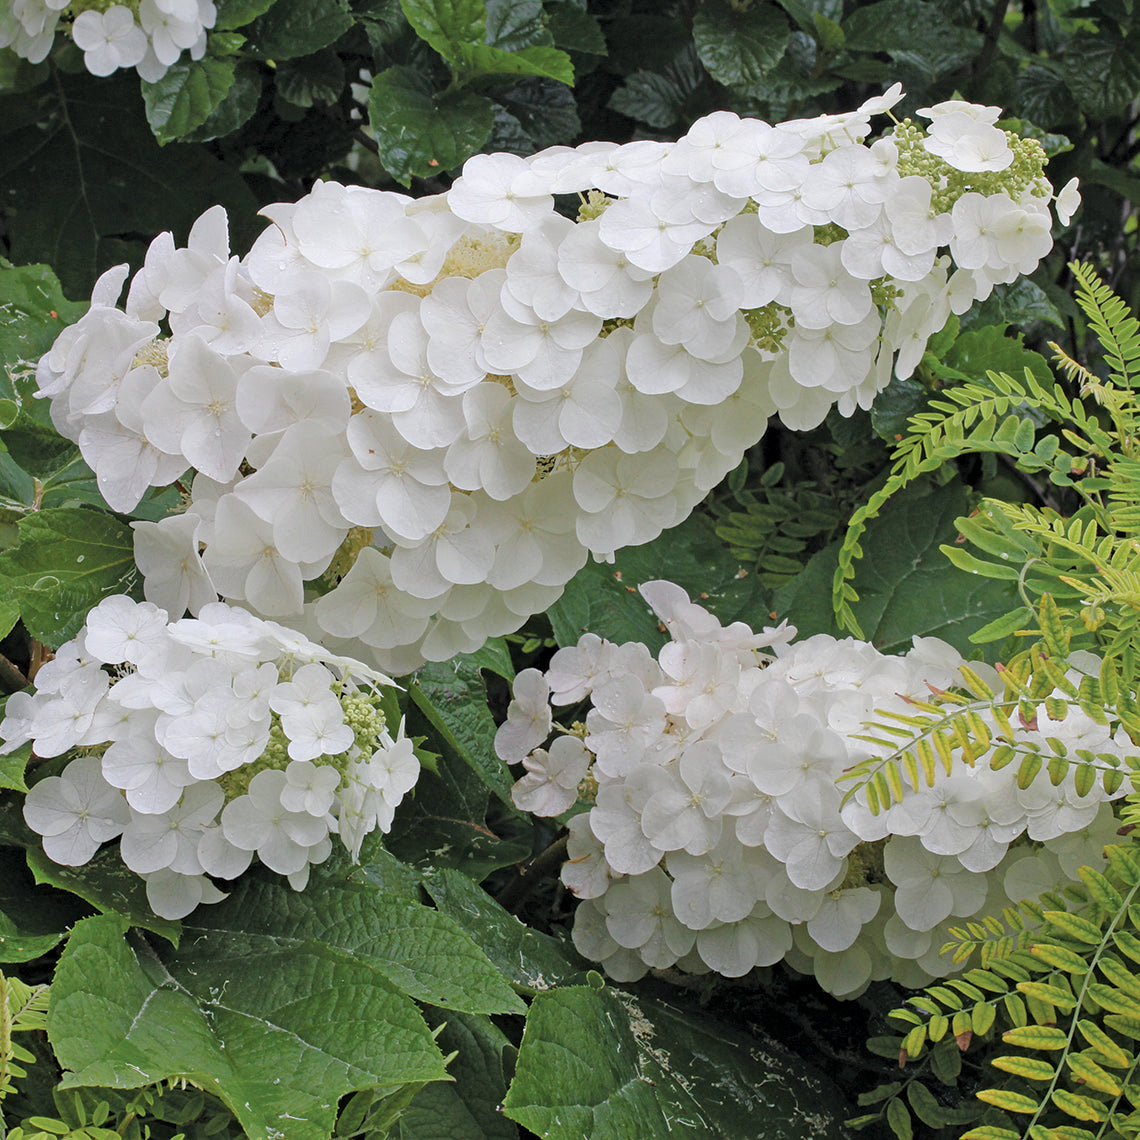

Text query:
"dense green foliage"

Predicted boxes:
[[6, 2, 1140, 1139]]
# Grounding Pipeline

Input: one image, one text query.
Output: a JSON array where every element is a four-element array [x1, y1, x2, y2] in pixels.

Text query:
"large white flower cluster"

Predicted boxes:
[[1, 595, 419, 919], [495, 582, 1128, 998], [35, 90, 1076, 672], [0, 0, 215, 80]]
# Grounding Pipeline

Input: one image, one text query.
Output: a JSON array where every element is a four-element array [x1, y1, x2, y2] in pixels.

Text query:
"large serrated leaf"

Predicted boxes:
[[411, 654, 516, 804], [213, 874, 525, 1015], [400, 0, 486, 56], [142, 58, 237, 144], [423, 868, 587, 992], [0, 507, 135, 647], [451, 42, 574, 85], [395, 1009, 517, 1139], [691, 0, 790, 86], [0, 72, 257, 299], [369, 65, 494, 184], [776, 480, 1019, 656], [51, 903, 449, 1140], [0, 259, 87, 379], [503, 985, 849, 1138]]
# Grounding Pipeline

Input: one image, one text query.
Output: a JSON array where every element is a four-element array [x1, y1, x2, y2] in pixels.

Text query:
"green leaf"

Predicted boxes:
[[545, 1, 606, 55], [1002, 1025, 1070, 1050], [1062, 31, 1140, 120], [141, 58, 237, 144], [274, 49, 346, 107], [454, 42, 573, 85], [50, 901, 449, 1140], [214, 0, 279, 30], [504, 986, 850, 1139], [547, 511, 766, 652], [608, 46, 705, 130], [0, 846, 89, 963], [400, 0, 486, 57], [485, 0, 551, 51], [0, 71, 258, 298], [26, 845, 182, 944], [777, 480, 1020, 656], [931, 326, 1052, 389], [0, 507, 135, 646], [245, 0, 355, 59], [238, 872, 525, 1015], [422, 868, 587, 992], [692, 0, 791, 86], [369, 65, 494, 184], [394, 1009, 517, 1139], [0, 742, 29, 793], [886, 1097, 913, 1140], [410, 652, 516, 805], [385, 750, 530, 878], [0, 259, 87, 380], [180, 62, 263, 142]]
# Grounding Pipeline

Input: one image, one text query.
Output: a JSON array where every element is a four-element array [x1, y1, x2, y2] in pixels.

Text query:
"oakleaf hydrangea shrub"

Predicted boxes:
[[36, 90, 1077, 672], [496, 582, 1129, 998], [1, 595, 418, 919], [1, 0, 216, 79]]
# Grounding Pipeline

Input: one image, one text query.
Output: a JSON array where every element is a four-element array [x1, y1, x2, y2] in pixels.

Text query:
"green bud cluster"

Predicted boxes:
[[217, 718, 292, 802], [65, 0, 131, 15], [891, 119, 1049, 215], [743, 302, 793, 354], [339, 687, 387, 753], [812, 222, 848, 247], [323, 526, 376, 586], [870, 276, 902, 310], [576, 190, 612, 222]]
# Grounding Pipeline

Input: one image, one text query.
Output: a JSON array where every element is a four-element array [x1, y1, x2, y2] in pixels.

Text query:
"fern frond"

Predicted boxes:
[[1071, 261, 1140, 393]]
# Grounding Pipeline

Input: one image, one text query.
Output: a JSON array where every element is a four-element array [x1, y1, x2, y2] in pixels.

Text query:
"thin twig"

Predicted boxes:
[[497, 834, 569, 913], [0, 650, 28, 693]]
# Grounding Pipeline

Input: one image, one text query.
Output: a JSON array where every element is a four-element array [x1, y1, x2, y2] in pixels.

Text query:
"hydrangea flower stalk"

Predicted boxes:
[[36, 89, 1077, 671], [2, 595, 418, 919], [495, 582, 1129, 998]]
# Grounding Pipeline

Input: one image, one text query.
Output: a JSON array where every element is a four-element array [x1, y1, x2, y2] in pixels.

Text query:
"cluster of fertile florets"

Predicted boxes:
[[1, 595, 420, 919], [0, 0, 215, 79], [495, 582, 1127, 998], [35, 89, 1079, 673]]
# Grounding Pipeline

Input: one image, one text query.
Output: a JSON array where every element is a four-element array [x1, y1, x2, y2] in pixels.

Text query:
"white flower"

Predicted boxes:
[[71, 6, 147, 75], [1055, 177, 1081, 225], [23, 757, 130, 865], [495, 668, 552, 762], [511, 735, 590, 816]]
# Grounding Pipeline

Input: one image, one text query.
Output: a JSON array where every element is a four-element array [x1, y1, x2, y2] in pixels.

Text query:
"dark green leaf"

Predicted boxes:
[[0, 71, 258, 298], [411, 654, 515, 804], [246, 0, 355, 58], [486, 0, 552, 51], [544, 2, 606, 55], [608, 44, 705, 130], [0, 507, 135, 646], [423, 867, 587, 991], [906, 1081, 948, 1127], [0, 845, 89, 963], [692, 0, 791, 86], [396, 1009, 517, 1138], [0, 742, 29, 793], [1063, 32, 1140, 120], [870, 376, 929, 443], [886, 1097, 913, 1140], [368, 65, 493, 184], [963, 279, 1064, 331], [50, 908, 447, 1140], [142, 58, 237, 144], [775, 480, 1020, 656], [275, 49, 346, 106], [27, 845, 182, 944], [180, 63, 263, 142], [504, 986, 850, 1138], [548, 511, 766, 652], [451, 42, 574, 84], [214, 0, 279, 30], [494, 75, 579, 148]]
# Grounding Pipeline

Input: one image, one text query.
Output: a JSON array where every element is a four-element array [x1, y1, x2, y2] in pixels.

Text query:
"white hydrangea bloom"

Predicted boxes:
[[6, 596, 416, 919], [497, 581, 1130, 997]]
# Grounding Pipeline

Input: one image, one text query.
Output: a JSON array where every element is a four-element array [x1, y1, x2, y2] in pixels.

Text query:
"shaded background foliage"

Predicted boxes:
[[2, 3, 1140, 1140]]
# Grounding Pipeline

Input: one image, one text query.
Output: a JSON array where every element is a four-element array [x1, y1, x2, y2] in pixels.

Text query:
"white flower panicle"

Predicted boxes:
[[36, 90, 1077, 672], [4, 595, 419, 919], [0, 0, 216, 80], [496, 581, 1128, 998]]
